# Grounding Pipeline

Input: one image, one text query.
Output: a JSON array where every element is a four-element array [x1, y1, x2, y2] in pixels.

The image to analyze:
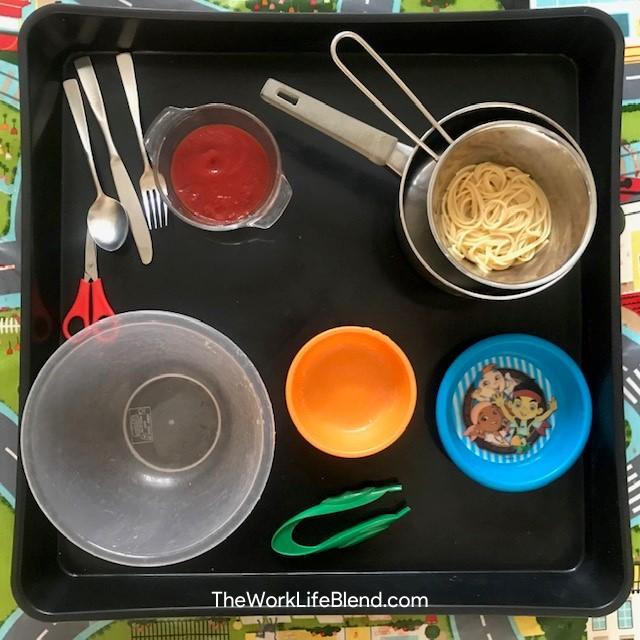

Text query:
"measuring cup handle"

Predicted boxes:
[[250, 175, 292, 230], [261, 79, 399, 168]]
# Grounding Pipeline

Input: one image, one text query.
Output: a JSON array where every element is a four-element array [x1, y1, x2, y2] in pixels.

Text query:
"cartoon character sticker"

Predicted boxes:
[[464, 402, 510, 446], [471, 364, 517, 403], [461, 363, 557, 455]]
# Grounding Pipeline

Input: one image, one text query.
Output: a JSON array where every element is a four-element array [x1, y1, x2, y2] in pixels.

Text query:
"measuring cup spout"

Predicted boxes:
[[261, 79, 411, 176]]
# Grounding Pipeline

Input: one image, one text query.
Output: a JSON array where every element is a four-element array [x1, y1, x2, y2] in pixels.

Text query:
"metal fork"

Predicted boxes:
[[116, 52, 168, 229]]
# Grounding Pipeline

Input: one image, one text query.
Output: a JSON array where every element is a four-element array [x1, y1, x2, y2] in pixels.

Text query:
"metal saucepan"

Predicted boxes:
[[328, 31, 596, 292], [425, 121, 596, 290], [261, 77, 594, 300], [261, 31, 597, 298]]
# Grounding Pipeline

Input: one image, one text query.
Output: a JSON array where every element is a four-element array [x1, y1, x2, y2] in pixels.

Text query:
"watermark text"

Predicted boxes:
[[210, 591, 428, 609]]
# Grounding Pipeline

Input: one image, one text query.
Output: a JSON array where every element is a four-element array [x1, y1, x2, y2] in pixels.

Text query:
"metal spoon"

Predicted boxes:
[[63, 79, 129, 252]]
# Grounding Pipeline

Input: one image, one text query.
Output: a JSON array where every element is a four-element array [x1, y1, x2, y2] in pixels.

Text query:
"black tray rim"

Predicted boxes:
[[18, 1, 629, 31], [13, 4, 631, 620]]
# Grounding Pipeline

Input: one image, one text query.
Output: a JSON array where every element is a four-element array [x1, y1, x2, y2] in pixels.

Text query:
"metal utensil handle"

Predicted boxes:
[[63, 79, 103, 196], [74, 56, 153, 265], [84, 228, 98, 281], [330, 31, 453, 161], [74, 57, 118, 158], [115, 53, 151, 171], [261, 79, 399, 167]]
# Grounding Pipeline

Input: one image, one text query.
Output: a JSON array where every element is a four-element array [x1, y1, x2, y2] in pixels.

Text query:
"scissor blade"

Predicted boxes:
[[84, 232, 98, 281]]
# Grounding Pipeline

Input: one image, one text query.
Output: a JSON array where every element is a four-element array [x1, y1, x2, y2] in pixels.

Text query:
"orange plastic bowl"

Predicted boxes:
[[286, 327, 417, 458]]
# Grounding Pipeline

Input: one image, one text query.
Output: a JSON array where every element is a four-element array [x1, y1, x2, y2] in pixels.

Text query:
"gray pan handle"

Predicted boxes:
[[261, 79, 410, 176]]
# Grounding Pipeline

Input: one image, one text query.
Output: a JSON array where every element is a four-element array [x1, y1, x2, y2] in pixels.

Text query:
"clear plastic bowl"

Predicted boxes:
[[20, 311, 275, 566], [144, 104, 292, 231]]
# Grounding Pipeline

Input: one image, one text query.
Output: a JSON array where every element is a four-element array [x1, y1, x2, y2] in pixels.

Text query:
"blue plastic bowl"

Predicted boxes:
[[436, 334, 591, 492]]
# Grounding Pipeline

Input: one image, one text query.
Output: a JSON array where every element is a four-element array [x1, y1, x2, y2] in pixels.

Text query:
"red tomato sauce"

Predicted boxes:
[[170, 124, 272, 224]]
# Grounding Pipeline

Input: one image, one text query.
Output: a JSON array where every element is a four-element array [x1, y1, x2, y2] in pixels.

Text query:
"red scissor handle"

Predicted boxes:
[[90, 278, 115, 323], [62, 278, 115, 339], [62, 279, 90, 339]]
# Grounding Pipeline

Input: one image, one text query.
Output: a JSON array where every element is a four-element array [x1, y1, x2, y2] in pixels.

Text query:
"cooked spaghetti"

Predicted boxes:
[[439, 162, 551, 273]]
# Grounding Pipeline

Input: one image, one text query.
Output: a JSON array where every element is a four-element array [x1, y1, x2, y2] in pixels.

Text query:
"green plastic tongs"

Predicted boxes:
[[271, 484, 410, 557]]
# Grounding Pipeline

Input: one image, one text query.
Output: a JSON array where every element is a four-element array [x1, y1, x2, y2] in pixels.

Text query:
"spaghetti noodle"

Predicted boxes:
[[439, 162, 551, 273]]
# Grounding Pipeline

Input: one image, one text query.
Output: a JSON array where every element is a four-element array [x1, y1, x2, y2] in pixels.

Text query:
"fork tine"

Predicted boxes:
[[160, 196, 169, 227], [155, 190, 166, 228], [147, 189, 158, 229], [147, 190, 158, 229], [158, 176, 169, 227], [142, 190, 153, 229]]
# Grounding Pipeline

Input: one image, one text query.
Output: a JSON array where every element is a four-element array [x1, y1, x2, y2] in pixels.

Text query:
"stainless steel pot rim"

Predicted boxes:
[[425, 120, 597, 291], [398, 102, 594, 300]]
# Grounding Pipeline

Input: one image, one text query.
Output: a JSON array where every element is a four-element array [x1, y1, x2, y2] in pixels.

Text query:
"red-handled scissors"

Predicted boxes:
[[62, 232, 115, 339]]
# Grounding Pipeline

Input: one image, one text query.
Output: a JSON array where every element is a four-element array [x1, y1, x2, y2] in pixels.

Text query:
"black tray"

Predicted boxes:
[[14, 5, 630, 619]]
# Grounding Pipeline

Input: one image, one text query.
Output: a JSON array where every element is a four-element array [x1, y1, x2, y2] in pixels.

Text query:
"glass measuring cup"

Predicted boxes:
[[144, 103, 292, 231]]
